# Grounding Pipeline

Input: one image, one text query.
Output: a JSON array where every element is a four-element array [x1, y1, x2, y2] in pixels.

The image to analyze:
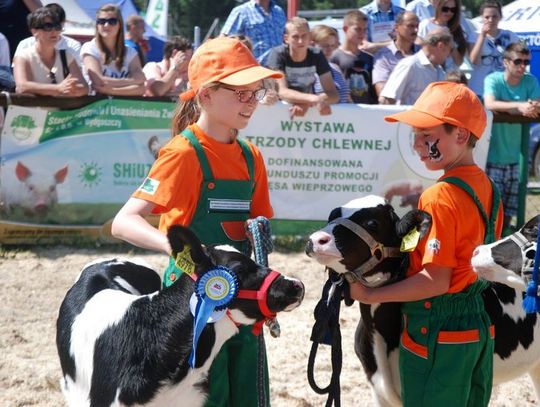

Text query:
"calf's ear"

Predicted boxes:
[[167, 225, 212, 267], [396, 209, 432, 239]]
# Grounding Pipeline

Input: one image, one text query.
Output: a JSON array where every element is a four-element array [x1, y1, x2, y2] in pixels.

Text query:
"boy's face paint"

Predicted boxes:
[[427, 139, 443, 161]]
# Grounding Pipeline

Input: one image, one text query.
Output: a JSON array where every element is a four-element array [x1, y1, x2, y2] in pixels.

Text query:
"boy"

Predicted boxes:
[[484, 42, 540, 233], [266, 16, 338, 118], [311, 24, 350, 103], [330, 10, 377, 104], [350, 81, 504, 406]]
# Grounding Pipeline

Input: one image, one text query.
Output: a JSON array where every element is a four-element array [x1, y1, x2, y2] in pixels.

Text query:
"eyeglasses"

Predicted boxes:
[[220, 86, 267, 103], [48, 68, 57, 84], [96, 17, 119, 26], [441, 6, 457, 13], [481, 54, 502, 67], [36, 22, 62, 32], [509, 58, 531, 66]]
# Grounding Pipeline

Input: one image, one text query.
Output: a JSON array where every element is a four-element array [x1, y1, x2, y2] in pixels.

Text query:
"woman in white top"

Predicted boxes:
[[13, 7, 88, 96], [417, 0, 470, 70], [468, 0, 520, 97], [81, 3, 145, 96]]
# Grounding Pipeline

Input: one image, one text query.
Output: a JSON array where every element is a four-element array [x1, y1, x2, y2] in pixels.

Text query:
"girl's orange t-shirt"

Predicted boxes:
[[132, 124, 273, 233]]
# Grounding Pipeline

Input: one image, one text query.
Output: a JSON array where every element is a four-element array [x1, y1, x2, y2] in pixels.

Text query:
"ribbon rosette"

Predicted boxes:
[[189, 266, 238, 368]]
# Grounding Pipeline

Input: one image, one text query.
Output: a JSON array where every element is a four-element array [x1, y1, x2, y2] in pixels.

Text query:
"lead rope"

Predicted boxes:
[[523, 216, 540, 313], [307, 271, 345, 407], [247, 216, 278, 407]]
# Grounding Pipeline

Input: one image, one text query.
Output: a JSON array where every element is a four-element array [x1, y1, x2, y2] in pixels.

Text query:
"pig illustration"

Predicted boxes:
[[382, 179, 423, 209], [2, 161, 68, 216]]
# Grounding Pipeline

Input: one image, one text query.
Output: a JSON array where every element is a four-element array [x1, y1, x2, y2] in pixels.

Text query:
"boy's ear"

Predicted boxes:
[[456, 127, 470, 144]]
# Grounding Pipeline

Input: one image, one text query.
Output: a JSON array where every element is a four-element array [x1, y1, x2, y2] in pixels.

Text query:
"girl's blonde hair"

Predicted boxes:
[[171, 83, 220, 136], [95, 4, 125, 71]]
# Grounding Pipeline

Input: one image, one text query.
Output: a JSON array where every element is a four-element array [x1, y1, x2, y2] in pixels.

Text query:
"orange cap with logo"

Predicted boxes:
[[179, 37, 283, 101], [384, 81, 487, 139]]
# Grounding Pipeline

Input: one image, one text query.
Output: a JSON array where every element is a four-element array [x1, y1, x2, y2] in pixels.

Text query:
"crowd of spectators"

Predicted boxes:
[[0, 1, 536, 109], [0, 0, 539, 231]]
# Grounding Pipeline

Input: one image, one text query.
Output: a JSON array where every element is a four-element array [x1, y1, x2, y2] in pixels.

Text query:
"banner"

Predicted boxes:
[[0, 99, 492, 243], [145, 0, 169, 37]]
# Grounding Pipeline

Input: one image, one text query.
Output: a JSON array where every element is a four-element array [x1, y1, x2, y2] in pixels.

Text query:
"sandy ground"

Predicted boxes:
[[0, 246, 538, 407]]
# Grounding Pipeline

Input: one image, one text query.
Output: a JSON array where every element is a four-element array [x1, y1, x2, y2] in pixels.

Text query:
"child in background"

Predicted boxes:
[[350, 81, 503, 406], [311, 24, 351, 103], [111, 36, 283, 407], [266, 16, 338, 118], [331, 10, 377, 104]]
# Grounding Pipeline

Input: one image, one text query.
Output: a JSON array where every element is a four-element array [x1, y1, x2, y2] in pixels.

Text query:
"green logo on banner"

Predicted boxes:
[[79, 162, 103, 188], [10, 114, 37, 141]]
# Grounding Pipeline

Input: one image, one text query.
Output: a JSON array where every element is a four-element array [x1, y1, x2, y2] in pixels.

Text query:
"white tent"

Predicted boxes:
[[43, 0, 95, 38], [498, 0, 540, 34], [496, 0, 540, 78]]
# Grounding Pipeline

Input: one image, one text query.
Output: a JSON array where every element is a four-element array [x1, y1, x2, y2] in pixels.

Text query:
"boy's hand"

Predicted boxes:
[[349, 281, 375, 304], [316, 100, 332, 116], [289, 103, 309, 119], [518, 101, 540, 118]]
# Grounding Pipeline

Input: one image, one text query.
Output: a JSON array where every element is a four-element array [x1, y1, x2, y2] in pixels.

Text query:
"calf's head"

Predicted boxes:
[[472, 216, 540, 291], [306, 195, 431, 287], [168, 225, 304, 325]]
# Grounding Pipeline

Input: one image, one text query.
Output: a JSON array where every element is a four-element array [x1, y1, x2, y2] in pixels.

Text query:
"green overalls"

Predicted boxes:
[[400, 177, 500, 407], [163, 129, 270, 407]]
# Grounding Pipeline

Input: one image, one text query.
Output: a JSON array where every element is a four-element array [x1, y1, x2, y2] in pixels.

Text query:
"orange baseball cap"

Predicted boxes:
[[384, 81, 487, 139], [179, 37, 283, 101]]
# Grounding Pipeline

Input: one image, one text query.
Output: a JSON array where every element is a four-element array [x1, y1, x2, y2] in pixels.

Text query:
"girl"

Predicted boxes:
[[13, 7, 88, 96], [80, 4, 145, 96], [417, 0, 470, 70], [468, 0, 520, 97], [111, 36, 282, 407]]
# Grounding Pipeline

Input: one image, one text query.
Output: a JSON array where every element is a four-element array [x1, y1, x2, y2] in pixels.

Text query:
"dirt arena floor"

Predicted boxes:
[[0, 245, 538, 406]]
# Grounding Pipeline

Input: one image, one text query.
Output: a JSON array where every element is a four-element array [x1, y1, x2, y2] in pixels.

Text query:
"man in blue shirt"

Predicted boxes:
[[361, 0, 404, 50], [221, 0, 286, 64]]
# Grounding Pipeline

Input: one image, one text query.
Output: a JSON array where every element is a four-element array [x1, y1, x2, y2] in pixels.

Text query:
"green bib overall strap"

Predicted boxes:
[[165, 129, 256, 285], [163, 130, 268, 407], [439, 176, 500, 245]]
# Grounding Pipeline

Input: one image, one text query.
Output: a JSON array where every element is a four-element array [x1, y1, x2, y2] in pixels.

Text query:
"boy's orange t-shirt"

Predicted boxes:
[[408, 165, 504, 293], [132, 124, 273, 233]]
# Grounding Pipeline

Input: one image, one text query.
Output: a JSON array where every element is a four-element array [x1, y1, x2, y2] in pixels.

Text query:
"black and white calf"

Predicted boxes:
[[306, 196, 540, 407], [57, 225, 304, 407]]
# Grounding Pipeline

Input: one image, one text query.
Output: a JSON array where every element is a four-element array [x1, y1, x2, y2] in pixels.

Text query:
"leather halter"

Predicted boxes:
[[330, 217, 402, 284]]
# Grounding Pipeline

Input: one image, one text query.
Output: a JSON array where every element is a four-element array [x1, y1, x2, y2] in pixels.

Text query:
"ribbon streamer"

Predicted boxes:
[[189, 266, 238, 368]]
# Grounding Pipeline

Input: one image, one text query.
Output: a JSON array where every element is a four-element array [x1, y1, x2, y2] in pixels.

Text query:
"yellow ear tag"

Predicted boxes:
[[175, 245, 196, 277], [400, 229, 420, 252]]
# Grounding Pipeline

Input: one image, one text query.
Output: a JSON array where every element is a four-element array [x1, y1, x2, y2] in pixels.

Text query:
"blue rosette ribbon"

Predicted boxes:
[[189, 266, 238, 368]]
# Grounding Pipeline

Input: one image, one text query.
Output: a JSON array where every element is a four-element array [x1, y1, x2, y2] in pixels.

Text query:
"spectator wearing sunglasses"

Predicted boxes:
[[14, 3, 82, 68], [484, 42, 540, 233], [80, 3, 145, 96], [417, 0, 473, 70], [13, 7, 88, 96], [468, 0, 519, 98]]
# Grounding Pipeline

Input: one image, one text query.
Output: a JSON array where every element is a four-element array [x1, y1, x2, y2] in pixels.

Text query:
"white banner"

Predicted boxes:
[[243, 103, 492, 221], [0, 100, 492, 242], [145, 0, 168, 37]]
